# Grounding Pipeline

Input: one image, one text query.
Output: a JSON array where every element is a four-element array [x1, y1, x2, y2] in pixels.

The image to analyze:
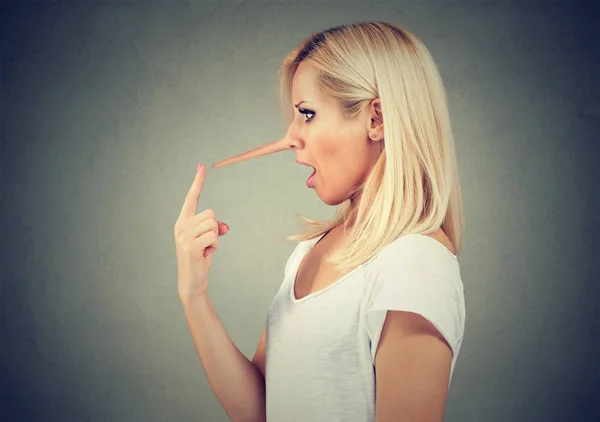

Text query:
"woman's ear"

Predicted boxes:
[[367, 98, 384, 140]]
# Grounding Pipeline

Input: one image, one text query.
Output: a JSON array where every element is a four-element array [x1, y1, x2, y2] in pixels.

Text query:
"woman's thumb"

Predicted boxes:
[[218, 221, 230, 235]]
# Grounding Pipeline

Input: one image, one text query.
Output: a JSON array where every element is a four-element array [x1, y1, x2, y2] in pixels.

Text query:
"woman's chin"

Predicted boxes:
[[317, 190, 347, 207]]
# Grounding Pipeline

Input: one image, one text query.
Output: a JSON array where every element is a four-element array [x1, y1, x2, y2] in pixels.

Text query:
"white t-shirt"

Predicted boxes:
[[264, 233, 466, 422]]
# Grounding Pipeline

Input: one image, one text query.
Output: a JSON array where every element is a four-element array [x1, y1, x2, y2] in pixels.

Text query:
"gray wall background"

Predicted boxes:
[[1, 1, 599, 421]]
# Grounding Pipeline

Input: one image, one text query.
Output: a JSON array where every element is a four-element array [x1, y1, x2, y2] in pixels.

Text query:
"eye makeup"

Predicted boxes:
[[299, 108, 315, 123]]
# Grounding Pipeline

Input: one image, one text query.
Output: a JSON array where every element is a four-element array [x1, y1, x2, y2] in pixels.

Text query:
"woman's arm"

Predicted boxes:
[[374, 310, 453, 422], [181, 292, 266, 422]]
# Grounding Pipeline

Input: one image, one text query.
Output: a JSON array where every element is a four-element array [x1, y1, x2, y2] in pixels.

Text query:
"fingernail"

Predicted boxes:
[[197, 163, 203, 172], [224, 224, 230, 230]]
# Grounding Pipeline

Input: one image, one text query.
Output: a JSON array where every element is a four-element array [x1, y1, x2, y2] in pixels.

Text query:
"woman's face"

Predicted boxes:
[[289, 61, 384, 207]]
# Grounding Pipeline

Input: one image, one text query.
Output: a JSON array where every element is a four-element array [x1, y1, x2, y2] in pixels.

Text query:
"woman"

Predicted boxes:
[[175, 21, 465, 422]]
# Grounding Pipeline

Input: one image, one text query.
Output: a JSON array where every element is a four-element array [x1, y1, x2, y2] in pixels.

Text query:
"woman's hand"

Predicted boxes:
[[174, 164, 229, 299]]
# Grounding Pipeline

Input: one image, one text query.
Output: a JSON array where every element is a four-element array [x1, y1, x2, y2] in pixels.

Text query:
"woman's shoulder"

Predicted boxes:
[[376, 232, 459, 268], [367, 233, 464, 303], [382, 232, 458, 260]]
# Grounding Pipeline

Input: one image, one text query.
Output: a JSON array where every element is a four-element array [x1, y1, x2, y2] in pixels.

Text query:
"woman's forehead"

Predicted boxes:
[[290, 61, 343, 113], [291, 62, 320, 102]]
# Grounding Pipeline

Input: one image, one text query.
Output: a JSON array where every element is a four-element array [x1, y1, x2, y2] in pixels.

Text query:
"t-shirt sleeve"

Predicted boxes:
[[363, 239, 464, 364]]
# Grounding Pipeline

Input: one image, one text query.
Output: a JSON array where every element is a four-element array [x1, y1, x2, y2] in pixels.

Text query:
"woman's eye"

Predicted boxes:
[[299, 108, 315, 123]]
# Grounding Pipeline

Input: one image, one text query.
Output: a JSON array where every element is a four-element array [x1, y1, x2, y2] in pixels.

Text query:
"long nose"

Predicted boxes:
[[211, 135, 294, 168]]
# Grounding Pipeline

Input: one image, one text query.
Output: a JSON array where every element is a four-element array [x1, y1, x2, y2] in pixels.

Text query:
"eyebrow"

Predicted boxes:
[[294, 100, 312, 108]]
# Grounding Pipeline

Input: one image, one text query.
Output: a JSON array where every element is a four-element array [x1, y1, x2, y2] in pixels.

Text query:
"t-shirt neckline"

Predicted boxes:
[[288, 232, 458, 303], [289, 233, 378, 304]]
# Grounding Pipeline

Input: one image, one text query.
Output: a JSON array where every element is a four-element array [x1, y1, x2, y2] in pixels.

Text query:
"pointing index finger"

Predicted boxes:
[[179, 164, 205, 219]]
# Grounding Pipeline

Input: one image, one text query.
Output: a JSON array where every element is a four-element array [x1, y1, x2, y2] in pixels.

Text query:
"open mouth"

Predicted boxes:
[[306, 167, 316, 188]]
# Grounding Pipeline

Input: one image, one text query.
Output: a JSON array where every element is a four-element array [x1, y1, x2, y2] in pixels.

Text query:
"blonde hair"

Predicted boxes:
[[279, 21, 465, 272]]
